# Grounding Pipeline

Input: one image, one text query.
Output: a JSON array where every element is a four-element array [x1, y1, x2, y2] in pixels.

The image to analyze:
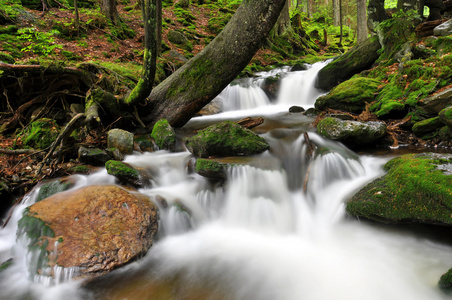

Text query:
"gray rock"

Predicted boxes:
[[433, 19, 452, 36], [107, 129, 134, 155], [317, 117, 387, 147], [420, 88, 452, 114], [78, 146, 111, 166], [168, 30, 188, 45]]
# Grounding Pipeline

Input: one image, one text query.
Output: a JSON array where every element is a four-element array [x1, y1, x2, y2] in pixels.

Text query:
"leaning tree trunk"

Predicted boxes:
[[273, 0, 291, 36], [141, 0, 286, 128]]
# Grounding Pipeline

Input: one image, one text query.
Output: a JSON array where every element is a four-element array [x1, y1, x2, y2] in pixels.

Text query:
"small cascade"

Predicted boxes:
[[277, 60, 329, 107], [216, 79, 272, 111]]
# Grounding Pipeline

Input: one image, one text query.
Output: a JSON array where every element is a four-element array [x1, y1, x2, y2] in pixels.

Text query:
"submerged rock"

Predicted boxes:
[[18, 185, 158, 280], [315, 77, 380, 113], [185, 121, 269, 158], [439, 268, 452, 291], [317, 117, 387, 147], [346, 153, 452, 225]]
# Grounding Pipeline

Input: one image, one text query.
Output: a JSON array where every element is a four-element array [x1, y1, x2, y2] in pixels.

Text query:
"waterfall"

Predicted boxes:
[[1, 61, 452, 300]]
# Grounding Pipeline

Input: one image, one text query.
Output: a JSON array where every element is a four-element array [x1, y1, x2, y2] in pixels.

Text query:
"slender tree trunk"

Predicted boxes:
[[339, 0, 343, 44], [74, 0, 79, 34], [307, 0, 314, 17], [156, 0, 162, 56], [333, 0, 340, 26], [356, 0, 367, 43], [141, 0, 286, 128], [102, 0, 120, 24], [125, 0, 157, 104]]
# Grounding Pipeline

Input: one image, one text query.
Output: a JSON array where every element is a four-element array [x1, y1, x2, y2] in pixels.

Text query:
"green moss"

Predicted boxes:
[[439, 268, 452, 290], [315, 77, 380, 113], [151, 119, 176, 151], [195, 158, 228, 179], [412, 117, 443, 138], [0, 51, 14, 64], [0, 260, 13, 273], [347, 153, 452, 224], [36, 180, 73, 202], [105, 160, 139, 181], [185, 121, 269, 158], [23, 118, 60, 149]]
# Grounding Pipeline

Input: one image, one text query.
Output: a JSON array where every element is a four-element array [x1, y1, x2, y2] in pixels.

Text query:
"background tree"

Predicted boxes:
[[102, 0, 120, 24], [356, 0, 367, 43]]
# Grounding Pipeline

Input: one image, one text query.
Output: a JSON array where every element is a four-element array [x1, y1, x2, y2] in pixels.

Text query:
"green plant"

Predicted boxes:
[[17, 27, 62, 56]]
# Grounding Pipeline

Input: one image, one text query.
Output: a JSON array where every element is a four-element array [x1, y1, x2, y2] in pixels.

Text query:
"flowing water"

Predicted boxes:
[[1, 62, 452, 299]]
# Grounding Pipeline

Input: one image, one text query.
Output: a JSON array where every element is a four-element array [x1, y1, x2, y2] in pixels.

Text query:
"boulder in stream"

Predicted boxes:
[[346, 153, 452, 225], [185, 121, 269, 158], [151, 119, 176, 151], [105, 160, 153, 188], [17, 185, 159, 280], [317, 117, 387, 147]]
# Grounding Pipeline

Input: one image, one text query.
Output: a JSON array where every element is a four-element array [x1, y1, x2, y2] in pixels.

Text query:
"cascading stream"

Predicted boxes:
[[1, 62, 452, 300]]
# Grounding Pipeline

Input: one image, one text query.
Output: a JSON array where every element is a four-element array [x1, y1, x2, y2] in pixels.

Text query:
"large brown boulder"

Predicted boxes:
[[18, 185, 158, 280]]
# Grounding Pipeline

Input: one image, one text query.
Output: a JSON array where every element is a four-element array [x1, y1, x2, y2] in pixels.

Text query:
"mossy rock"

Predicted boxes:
[[439, 268, 452, 291], [195, 158, 228, 180], [36, 178, 74, 202], [315, 36, 381, 91], [317, 117, 387, 147], [439, 106, 452, 130], [346, 153, 452, 225], [168, 30, 188, 45], [412, 116, 443, 138], [0, 259, 13, 273], [134, 135, 156, 152], [370, 98, 406, 119], [105, 160, 152, 187], [185, 121, 269, 158], [78, 146, 111, 166], [23, 118, 60, 149], [151, 119, 176, 151], [315, 77, 380, 113]]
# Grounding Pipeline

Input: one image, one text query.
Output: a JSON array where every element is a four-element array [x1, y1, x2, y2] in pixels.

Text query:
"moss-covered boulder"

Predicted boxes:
[[134, 135, 156, 152], [346, 153, 452, 224], [317, 117, 387, 147], [185, 121, 269, 158], [23, 118, 60, 149], [412, 116, 443, 138], [314, 77, 380, 113], [439, 268, 452, 291], [107, 129, 134, 155], [105, 160, 152, 188], [195, 159, 228, 180], [17, 185, 159, 280], [315, 36, 381, 91], [151, 119, 176, 151], [439, 106, 452, 130]]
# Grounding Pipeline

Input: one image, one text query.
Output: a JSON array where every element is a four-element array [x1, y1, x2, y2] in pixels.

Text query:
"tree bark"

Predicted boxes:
[[102, 0, 120, 24], [274, 0, 291, 36], [367, 0, 389, 32], [356, 0, 367, 43], [333, 0, 340, 26], [125, 0, 157, 105], [141, 0, 286, 128]]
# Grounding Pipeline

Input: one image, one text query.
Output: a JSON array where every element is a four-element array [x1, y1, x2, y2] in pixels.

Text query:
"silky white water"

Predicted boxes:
[[1, 62, 452, 300]]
